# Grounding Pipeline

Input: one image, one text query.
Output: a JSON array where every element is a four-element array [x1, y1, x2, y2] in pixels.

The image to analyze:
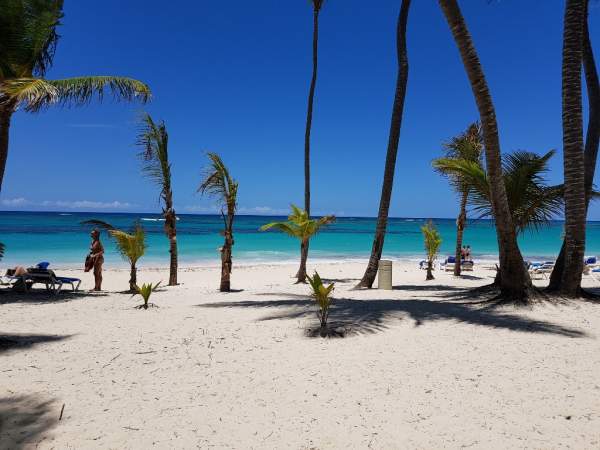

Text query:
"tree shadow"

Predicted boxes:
[[392, 284, 466, 292], [199, 296, 587, 338], [0, 290, 108, 305], [458, 274, 487, 280], [0, 395, 58, 450], [0, 333, 72, 354], [321, 278, 360, 284]]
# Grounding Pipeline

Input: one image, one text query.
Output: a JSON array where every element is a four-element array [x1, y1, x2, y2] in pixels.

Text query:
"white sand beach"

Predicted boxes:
[[1, 260, 600, 449]]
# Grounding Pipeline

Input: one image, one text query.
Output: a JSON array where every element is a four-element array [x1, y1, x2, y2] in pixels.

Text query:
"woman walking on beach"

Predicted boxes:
[[86, 229, 104, 291]]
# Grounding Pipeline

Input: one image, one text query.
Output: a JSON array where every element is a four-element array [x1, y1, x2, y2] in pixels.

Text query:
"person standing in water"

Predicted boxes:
[[85, 229, 104, 291]]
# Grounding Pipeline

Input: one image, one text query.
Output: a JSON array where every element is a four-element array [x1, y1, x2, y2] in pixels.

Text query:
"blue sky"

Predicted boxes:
[[1, 0, 599, 218]]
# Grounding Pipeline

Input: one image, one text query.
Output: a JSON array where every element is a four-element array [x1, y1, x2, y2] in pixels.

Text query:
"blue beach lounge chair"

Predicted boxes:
[[22, 262, 82, 294]]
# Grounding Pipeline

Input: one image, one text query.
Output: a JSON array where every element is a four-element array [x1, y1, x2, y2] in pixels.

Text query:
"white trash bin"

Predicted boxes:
[[378, 260, 393, 290]]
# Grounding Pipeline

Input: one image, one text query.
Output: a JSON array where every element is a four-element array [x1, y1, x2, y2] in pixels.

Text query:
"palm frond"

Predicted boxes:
[[4, 76, 150, 112], [136, 113, 172, 205], [0, 77, 57, 109], [0, 242, 5, 260], [433, 122, 484, 195], [198, 152, 238, 214], [109, 223, 146, 264], [0, 0, 63, 79], [260, 206, 334, 241], [259, 221, 300, 238], [80, 219, 116, 231]]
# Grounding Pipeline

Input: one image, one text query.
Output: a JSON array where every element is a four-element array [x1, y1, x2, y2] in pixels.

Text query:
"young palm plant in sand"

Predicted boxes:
[[83, 220, 147, 292], [132, 281, 161, 310], [435, 150, 564, 236], [432, 122, 483, 276], [137, 113, 177, 286], [307, 272, 335, 337], [198, 153, 238, 292], [260, 205, 335, 283], [421, 221, 442, 281], [0, 0, 150, 192]]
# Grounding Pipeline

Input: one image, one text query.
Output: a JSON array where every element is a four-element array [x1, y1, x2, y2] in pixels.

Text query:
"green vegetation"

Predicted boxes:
[[137, 113, 178, 286], [132, 282, 161, 310], [260, 205, 335, 283], [83, 220, 146, 292], [0, 0, 150, 191], [421, 220, 442, 281], [307, 272, 335, 337], [432, 122, 482, 276], [198, 153, 238, 292], [434, 150, 564, 235]]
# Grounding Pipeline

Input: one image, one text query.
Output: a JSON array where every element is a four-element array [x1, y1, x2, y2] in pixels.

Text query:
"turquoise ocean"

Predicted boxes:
[[1, 211, 600, 268]]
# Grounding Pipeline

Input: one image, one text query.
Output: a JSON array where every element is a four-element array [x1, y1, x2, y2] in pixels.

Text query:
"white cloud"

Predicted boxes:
[[237, 206, 288, 215], [0, 197, 31, 207], [1, 197, 135, 210], [182, 205, 287, 215], [41, 200, 135, 210]]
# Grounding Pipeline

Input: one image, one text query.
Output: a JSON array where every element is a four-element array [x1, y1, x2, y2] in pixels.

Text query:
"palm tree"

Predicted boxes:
[[83, 220, 146, 292], [421, 220, 442, 281], [137, 113, 177, 286], [432, 122, 483, 276], [356, 0, 411, 288], [549, 0, 598, 293], [438, 0, 532, 301], [435, 150, 564, 236], [0, 0, 150, 191], [260, 205, 335, 283], [559, 0, 587, 297], [198, 153, 238, 292], [299, 0, 326, 280]]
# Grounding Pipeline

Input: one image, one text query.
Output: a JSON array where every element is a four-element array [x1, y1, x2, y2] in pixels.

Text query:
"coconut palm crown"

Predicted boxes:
[[260, 205, 335, 283], [0, 0, 150, 190], [434, 150, 564, 235]]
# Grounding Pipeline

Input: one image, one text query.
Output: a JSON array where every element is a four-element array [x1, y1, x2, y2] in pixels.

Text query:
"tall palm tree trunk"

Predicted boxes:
[[356, 0, 411, 289], [439, 0, 531, 301], [164, 209, 178, 286], [168, 234, 178, 286], [297, 238, 309, 283], [129, 263, 137, 292], [454, 191, 468, 276], [549, 0, 598, 292], [220, 215, 234, 292], [0, 102, 15, 192], [559, 0, 587, 297], [299, 5, 321, 278]]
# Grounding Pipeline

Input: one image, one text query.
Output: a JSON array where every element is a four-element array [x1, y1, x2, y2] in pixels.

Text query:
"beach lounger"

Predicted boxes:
[[442, 256, 456, 272], [22, 264, 81, 295], [461, 260, 474, 271], [584, 256, 599, 272], [528, 261, 554, 280]]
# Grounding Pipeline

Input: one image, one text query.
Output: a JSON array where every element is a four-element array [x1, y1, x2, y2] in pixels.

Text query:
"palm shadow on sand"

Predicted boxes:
[[0, 395, 58, 450], [0, 290, 108, 305], [200, 290, 587, 338], [0, 333, 72, 354]]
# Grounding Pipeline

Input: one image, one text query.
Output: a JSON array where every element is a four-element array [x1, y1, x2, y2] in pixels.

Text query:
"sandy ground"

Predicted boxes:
[[1, 260, 600, 450]]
